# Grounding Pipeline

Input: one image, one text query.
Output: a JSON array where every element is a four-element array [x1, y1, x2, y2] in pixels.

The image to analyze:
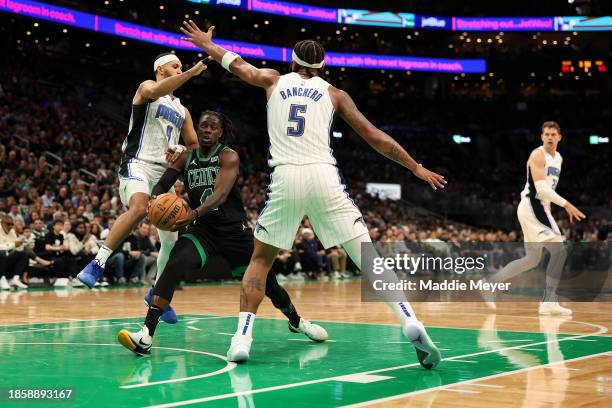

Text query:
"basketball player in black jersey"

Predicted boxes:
[[117, 111, 327, 355]]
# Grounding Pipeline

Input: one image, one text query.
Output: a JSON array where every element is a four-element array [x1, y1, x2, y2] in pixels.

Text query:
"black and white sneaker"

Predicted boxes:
[[118, 326, 152, 356]]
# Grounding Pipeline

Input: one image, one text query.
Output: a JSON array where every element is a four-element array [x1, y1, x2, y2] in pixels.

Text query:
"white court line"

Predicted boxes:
[[440, 388, 481, 394], [216, 332, 234, 336], [0, 321, 142, 335], [287, 339, 338, 342], [143, 321, 608, 408], [0, 314, 228, 329], [445, 359, 477, 363], [340, 350, 612, 408], [466, 383, 505, 389], [486, 339, 532, 343], [520, 348, 544, 352], [572, 339, 597, 342], [2, 341, 236, 389], [186, 326, 201, 331]]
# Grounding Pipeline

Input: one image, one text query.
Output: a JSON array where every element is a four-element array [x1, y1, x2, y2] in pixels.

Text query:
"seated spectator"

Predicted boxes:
[[0, 213, 28, 289], [105, 229, 146, 285], [64, 221, 99, 278], [13, 221, 53, 284], [41, 219, 72, 278], [272, 249, 298, 281], [134, 222, 158, 285], [297, 228, 329, 280], [327, 247, 349, 278], [100, 216, 116, 240]]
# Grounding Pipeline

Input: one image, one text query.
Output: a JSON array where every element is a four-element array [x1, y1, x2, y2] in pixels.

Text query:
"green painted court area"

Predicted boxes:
[[1, 315, 611, 407]]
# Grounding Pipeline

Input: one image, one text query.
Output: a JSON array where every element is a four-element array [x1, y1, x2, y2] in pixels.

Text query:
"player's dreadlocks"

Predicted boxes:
[[292, 40, 325, 77], [200, 110, 235, 144]]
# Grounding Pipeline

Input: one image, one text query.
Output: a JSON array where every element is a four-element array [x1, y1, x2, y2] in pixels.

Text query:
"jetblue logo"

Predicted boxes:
[[420, 17, 447, 28], [155, 104, 185, 129], [211, 156, 219, 163], [547, 167, 561, 177], [280, 87, 323, 102], [216, 0, 243, 7]]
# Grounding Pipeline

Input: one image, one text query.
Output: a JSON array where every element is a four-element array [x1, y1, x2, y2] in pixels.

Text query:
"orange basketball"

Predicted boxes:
[[148, 193, 189, 231]]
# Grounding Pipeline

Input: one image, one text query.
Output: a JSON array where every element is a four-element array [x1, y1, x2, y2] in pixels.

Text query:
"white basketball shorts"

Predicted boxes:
[[517, 198, 563, 243], [255, 163, 368, 250], [118, 159, 173, 207]]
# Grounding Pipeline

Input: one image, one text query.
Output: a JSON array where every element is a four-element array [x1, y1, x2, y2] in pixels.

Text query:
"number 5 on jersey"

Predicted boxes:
[[287, 104, 307, 137]]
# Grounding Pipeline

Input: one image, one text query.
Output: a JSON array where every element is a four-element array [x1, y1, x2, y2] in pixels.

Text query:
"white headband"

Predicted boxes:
[[153, 54, 180, 72], [291, 50, 324, 69]]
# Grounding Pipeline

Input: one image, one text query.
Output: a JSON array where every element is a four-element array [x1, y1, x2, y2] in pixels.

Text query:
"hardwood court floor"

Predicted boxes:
[[0, 280, 611, 407]]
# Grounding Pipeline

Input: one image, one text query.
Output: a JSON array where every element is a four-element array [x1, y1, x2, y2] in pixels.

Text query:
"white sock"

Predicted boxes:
[[387, 302, 417, 323], [94, 245, 113, 267], [236, 312, 256, 337], [342, 233, 418, 324]]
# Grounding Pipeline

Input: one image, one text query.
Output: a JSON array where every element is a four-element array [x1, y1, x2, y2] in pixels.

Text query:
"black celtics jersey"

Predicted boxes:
[[182, 144, 246, 226]]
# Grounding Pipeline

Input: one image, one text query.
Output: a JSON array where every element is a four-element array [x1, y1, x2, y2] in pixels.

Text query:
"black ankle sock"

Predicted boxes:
[[282, 303, 301, 328], [144, 305, 163, 335]]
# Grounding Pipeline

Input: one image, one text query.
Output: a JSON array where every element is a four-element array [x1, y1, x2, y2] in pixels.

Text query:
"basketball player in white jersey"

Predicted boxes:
[[181, 21, 446, 368], [485, 121, 585, 315], [77, 53, 205, 322]]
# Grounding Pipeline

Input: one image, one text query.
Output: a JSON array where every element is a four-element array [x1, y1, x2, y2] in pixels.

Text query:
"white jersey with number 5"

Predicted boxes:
[[267, 72, 336, 167]]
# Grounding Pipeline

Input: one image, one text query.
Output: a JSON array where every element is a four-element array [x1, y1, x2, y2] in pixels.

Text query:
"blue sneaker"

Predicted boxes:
[[144, 287, 178, 324], [76, 260, 104, 289]]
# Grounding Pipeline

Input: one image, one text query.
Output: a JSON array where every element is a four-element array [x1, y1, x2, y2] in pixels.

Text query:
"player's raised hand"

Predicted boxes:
[[564, 202, 586, 223], [166, 144, 186, 163], [180, 20, 215, 49], [187, 60, 208, 78], [413, 165, 447, 190]]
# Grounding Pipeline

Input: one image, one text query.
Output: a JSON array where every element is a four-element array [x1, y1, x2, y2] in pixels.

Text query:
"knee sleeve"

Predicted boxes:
[[153, 238, 201, 302]]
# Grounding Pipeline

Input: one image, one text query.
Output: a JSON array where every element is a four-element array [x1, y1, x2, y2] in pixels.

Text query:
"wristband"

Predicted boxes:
[[221, 51, 240, 72]]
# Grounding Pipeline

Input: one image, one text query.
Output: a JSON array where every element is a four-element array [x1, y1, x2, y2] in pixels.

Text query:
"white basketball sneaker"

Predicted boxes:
[[289, 318, 328, 342], [227, 334, 252, 363], [539, 301, 572, 316], [117, 326, 152, 356], [402, 319, 442, 370], [1, 276, 11, 290], [9, 276, 27, 289]]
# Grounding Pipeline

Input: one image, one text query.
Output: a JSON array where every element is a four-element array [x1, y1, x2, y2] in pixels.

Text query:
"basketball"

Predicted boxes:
[[148, 193, 189, 231]]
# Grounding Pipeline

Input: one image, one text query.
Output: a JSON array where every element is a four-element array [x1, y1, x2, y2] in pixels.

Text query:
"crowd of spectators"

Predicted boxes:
[[0, 50, 609, 289]]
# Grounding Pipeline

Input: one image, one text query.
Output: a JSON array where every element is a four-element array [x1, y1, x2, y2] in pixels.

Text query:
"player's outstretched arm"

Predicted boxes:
[[135, 61, 207, 103], [180, 20, 279, 92], [528, 150, 586, 222], [174, 149, 240, 228], [331, 87, 446, 190]]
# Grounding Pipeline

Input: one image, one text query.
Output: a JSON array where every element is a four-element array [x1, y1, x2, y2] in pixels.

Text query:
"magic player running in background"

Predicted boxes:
[[181, 21, 445, 368], [485, 121, 586, 315], [77, 53, 205, 323], [117, 111, 327, 356]]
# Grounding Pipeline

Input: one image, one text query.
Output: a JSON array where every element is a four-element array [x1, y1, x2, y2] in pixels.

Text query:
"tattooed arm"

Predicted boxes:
[[330, 86, 446, 190]]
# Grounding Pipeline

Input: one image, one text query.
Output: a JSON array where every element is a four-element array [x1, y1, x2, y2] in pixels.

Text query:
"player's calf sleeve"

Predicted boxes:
[[489, 244, 543, 283], [542, 242, 567, 302], [156, 229, 178, 280], [153, 238, 200, 302], [342, 233, 417, 322], [265, 271, 301, 327]]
